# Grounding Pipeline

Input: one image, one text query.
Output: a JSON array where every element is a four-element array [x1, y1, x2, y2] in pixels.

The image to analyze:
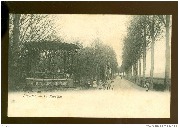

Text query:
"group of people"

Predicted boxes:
[[119, 74, 123, 79]]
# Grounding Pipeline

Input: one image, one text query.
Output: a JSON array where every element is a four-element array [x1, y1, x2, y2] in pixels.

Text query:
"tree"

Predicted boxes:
[[137, 15, 152, 87], [147, 15, 163, 89], [9, 14, 21, 88], [121, 15, 147, 84], [9, 14, 58, 89], [73, 39, 118, 87], [158, 15, 171, 90], [121, 15, 167, 91], [121, 15, 160, 87]]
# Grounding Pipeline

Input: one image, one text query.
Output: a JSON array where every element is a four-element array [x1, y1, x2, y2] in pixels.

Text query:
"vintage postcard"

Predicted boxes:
[[8, 14, 172, 118]]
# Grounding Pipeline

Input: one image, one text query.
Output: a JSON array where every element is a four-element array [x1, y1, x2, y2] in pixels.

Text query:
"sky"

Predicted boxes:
[[52, 14, 132, 66], [51, 14, 171, 77]]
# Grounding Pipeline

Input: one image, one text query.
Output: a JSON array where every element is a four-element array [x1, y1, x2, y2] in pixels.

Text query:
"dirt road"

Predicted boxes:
[[8, 76, 170, 118]]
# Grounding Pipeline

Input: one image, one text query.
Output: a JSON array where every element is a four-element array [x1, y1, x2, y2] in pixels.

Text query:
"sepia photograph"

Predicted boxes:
[[1, 1, 178, 124], [8, 14, 172, 118]]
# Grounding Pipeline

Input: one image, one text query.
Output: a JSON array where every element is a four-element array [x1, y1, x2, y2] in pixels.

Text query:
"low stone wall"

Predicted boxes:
[[124, 76, 171, 91], [24, 78, 74, 91]]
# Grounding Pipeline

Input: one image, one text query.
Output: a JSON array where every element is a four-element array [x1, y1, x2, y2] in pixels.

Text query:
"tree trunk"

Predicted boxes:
[[165, 15, 171, 91], [150, 15, 155, 90], [96, 64, 100, 85], [150, 36, 155, 90], [143, 34, 147, 86], [127, 67, 131, 80], [131, 65, 133, 81], [12, 14, 21, 86], [139, 58, 141, 85], [133, 63, 137, 83], [132, 64, 135, 82], [63, 50, 67, 73], [135, 62, 138, 84], [13, 14, 21, 52]]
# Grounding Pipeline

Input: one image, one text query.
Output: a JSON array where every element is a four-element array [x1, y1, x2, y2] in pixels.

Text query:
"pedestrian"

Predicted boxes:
[[144, 81, 150, 92], [119, 74, 122, 79]]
